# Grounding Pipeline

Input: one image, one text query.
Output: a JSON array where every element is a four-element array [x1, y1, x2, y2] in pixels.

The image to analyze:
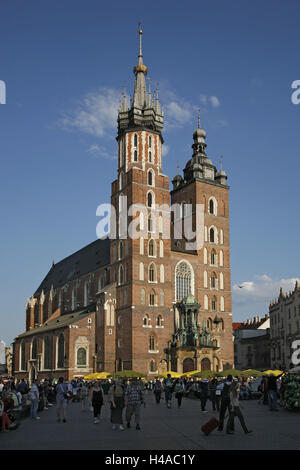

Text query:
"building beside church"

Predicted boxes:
[[233, 316, 270, 370], [13, 28, 234, 382], [269, 282, 300, 370]]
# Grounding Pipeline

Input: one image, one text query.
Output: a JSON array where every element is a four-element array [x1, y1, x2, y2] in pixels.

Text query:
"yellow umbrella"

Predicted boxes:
[[182, 370, 201, 377], [84, 372, 111, 380], [262, 370, 283, 376], [161, 371, 183, 378]]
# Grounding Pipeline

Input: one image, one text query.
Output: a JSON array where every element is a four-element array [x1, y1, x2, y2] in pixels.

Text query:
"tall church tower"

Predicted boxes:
[[169, 116, 233, 372], [110, 27, 172, 374]]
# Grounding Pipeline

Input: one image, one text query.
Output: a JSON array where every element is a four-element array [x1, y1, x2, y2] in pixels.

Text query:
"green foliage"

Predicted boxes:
[[283, 374, 300, 410]]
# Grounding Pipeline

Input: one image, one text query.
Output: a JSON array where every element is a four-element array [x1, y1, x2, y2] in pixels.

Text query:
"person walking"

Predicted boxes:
[[153, 379, 162, 404], [80, 382, 89, 411], [91, 381, 104, 424], [226, 381, 252, 435], [209, 377, 220, 412], [199, 378, 209, 413], [218, 375, 233, 431], [125, 377, 144, 430], [30, 379, 40, 420], [163, 374, 174, 408], [108, 379, 125, 431], [56, 377, 68, 423], [267, 373, 280, 411], [174, 379, 184, 408]]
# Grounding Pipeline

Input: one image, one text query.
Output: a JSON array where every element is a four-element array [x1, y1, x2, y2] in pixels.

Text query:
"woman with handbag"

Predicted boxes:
[[108, 379, 125, 430]]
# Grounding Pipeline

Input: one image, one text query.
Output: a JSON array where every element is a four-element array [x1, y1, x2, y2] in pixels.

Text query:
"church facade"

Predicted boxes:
[[13, 28, 234, 382]]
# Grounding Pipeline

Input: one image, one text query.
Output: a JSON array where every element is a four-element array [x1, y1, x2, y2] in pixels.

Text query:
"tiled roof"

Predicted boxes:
[[232, 322, 243, 330], [16, 308, 95, 339], [34, 238, 110, 295]]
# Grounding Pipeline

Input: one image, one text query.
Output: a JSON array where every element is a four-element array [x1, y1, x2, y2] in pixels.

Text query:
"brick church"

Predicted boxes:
[[13, 28, 234, 382]]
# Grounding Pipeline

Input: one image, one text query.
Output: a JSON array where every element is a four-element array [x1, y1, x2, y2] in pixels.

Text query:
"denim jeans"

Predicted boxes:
[[268, 390, 278, 410], [30, 398, 39, 419]]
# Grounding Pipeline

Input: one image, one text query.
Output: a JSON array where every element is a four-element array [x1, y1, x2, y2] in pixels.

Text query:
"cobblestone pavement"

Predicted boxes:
[[1, 393, 300, 450]]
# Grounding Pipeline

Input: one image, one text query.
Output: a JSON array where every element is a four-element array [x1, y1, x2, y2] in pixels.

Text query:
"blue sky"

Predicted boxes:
[[1, 0, 300, 346]]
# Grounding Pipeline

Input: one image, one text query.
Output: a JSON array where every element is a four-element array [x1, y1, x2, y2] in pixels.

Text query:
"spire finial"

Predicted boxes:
[[198, 109, 201, 129], [138, 21, 143, 60]]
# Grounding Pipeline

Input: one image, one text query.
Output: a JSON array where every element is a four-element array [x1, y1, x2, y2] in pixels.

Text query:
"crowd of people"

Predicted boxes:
[[0, 371, 285, 435]]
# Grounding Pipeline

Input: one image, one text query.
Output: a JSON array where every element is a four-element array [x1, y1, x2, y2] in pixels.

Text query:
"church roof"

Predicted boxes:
[[16, 308, 95, 339], [34, 238, 110, 295]]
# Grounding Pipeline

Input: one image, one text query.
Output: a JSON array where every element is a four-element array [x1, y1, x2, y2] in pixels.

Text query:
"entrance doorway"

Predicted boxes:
[[183, 358, 195, 373], [201, 358, 211, 371]]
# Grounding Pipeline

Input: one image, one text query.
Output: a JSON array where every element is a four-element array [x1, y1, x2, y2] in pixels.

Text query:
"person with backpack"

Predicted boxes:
[[218, 374, 233, 431], [199, 378, 209, 412], [163, 374, 174, 408], [125, 377, 144, 430], [56, 377, 68, 423], [91, 381, 104, 424], [209, 377, 220, 412], [108, 379, 125, 430]]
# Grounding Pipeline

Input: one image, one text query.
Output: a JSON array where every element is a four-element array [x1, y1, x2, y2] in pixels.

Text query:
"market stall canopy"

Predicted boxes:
[[288, 366, 300, 374], [181, 370, 200, 377], [262, 370, 283, 376], [111, 370, 146, 378], [160, 371, 183, 378], [84, 372, 111, 380]]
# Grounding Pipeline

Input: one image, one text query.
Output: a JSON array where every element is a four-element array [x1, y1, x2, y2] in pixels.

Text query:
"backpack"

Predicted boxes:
[[221, 382, 232, 399]]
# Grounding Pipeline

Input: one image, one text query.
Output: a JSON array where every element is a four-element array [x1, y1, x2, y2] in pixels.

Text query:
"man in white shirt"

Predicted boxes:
[[30, 379, 40, 420]]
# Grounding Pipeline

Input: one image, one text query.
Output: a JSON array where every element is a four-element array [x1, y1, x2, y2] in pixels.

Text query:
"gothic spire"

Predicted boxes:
[[133, 24, 148, 109]]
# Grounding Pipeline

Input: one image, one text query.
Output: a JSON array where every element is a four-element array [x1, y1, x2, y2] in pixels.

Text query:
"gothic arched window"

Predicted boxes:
[[119, 265, 124, 285], [147, 192, 153, 208], [150, 359, 156, 372], [210, 249, 216, 266], [148, 170, 154, 186], [149, 335, 155, 351], [141, 288, 146, 305], [210, 228, 215, 243], [77, 348, 87, 366], [44, 336, 52, 370], [149, 263, 156, 282], [21, 341, 26, 371], [149, 289, 156, 306], [148, 239, 155, 257], [134, 150, 138, 162], [134, 133, 138, 147], [176, 261, 192, 301], [57, 334, 64, 368], [84, 282, 89, 306], [31, 338, 37, 360]]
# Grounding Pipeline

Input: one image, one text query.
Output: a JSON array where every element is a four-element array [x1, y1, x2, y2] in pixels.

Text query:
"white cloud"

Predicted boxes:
[[164, 100, 197, 129], [210, 96, 220, 108], [200, 94, 221, 109], [162, 145, 169, 156], [86, 144, 117, 160], [233, 275, 300, 302], [59, 87, 121, 137]]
